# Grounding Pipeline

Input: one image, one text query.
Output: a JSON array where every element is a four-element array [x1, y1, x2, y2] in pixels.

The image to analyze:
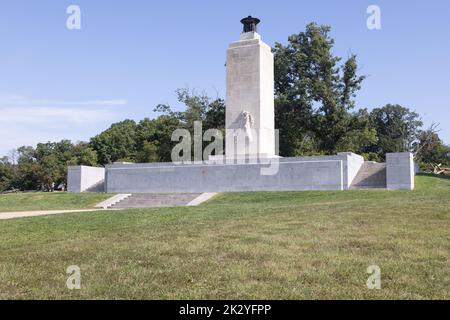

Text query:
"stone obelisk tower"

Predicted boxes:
[[225, 16, 276, 159]]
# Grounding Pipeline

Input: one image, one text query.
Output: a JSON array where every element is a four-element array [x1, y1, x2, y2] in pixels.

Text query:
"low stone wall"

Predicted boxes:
[[67, 152, 413, 193], [386, 152, 415, 190], [280, 153, 363, 190], [67, 166, 105, 193], [105, 158, 344, 193]]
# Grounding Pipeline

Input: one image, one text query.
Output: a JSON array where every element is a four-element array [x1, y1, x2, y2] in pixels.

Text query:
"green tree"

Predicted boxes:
[[36, 142, 63, 189], [68, 142, 98, 167], [35, 140, 84, 190], [414, 127, 450, 166], [136, 115, 182, 162], [273, 23, 366, 155], [204, 98, 225, 131], [174, 88, 209, 133], [90, 120, 138, 165], [13, 146, 41, 191], [0, 157, 14, 192], [155, 88, 225, 132], [2, 140, 98, 191], [335, 109, 378, 156], [136, 140, 159, 163], [152, 88, 226, 161], [369, 104, 423, 156]]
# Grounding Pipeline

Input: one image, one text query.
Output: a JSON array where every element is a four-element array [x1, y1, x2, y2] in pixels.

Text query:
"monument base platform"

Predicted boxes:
[[67, 152, 416, 193]]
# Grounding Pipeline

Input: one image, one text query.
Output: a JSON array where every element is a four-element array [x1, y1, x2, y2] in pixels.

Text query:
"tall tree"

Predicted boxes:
[[13, 146, 41, 191], [204, 98, 225, 131], [153, 88, 226, 161], [335, 108, 378, 156], [369, 104, 423, 156], [273, 23, 366, 155], [67, 142, 98, 167], [90, 120, 138, 165], [414, 125, 450, 166], [0, 157, 14, 192], [136, 115, 181, 162]]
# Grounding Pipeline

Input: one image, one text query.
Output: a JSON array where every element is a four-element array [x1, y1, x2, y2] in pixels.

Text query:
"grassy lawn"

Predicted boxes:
[[0, 174, 449, 299], [0, 192, 112, 212]]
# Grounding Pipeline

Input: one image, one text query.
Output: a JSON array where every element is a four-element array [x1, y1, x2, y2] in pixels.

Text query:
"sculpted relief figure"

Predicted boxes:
[[238, 110, 255, 142]]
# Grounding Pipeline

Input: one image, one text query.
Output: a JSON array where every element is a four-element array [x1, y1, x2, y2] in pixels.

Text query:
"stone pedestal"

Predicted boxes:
[[386, 152, 415, 190], [67, 166, 105, 193], [225, 31, 275, 159]]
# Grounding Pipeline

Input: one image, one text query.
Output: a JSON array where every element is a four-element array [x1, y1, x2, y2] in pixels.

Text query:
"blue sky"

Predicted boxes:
[[1, 0, 449, 156]]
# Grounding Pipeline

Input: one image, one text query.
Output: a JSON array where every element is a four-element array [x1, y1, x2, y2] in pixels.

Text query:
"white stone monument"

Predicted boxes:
[[223, 16, 276, 160], [67, 16, 415, 194]]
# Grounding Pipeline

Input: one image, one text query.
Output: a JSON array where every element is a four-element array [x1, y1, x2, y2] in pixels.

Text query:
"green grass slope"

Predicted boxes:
[[0, 174, 449, 299]]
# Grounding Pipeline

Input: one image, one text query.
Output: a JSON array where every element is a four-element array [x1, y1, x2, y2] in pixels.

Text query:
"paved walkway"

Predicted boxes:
[[0, 209, 102, 220], [0, 193, 219, 220]]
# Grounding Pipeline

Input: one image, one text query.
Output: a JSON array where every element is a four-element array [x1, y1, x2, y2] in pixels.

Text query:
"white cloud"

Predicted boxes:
[[0, 94, 128, 156], [70, 99, 128, 106], [0, 107, 118, 125], [0, 124, 56, 154], [0, 121, 112, 157], [0, 95, 128, 107]]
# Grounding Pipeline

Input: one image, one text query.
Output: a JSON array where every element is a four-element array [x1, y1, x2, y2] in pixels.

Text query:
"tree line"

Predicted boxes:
[[1, 23, 449, 192]]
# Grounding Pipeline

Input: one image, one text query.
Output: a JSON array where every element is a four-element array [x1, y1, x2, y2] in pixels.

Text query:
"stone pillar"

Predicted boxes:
[[386, 152, 415, 190], [67, 166, 105, 193], [224, 23, 275, 159]]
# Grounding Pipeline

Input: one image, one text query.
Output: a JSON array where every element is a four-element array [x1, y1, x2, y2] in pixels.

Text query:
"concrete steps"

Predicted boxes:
[[95, 194, 131, 209], [351, 162, 387, 189], [111, 193, 203, 209]]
